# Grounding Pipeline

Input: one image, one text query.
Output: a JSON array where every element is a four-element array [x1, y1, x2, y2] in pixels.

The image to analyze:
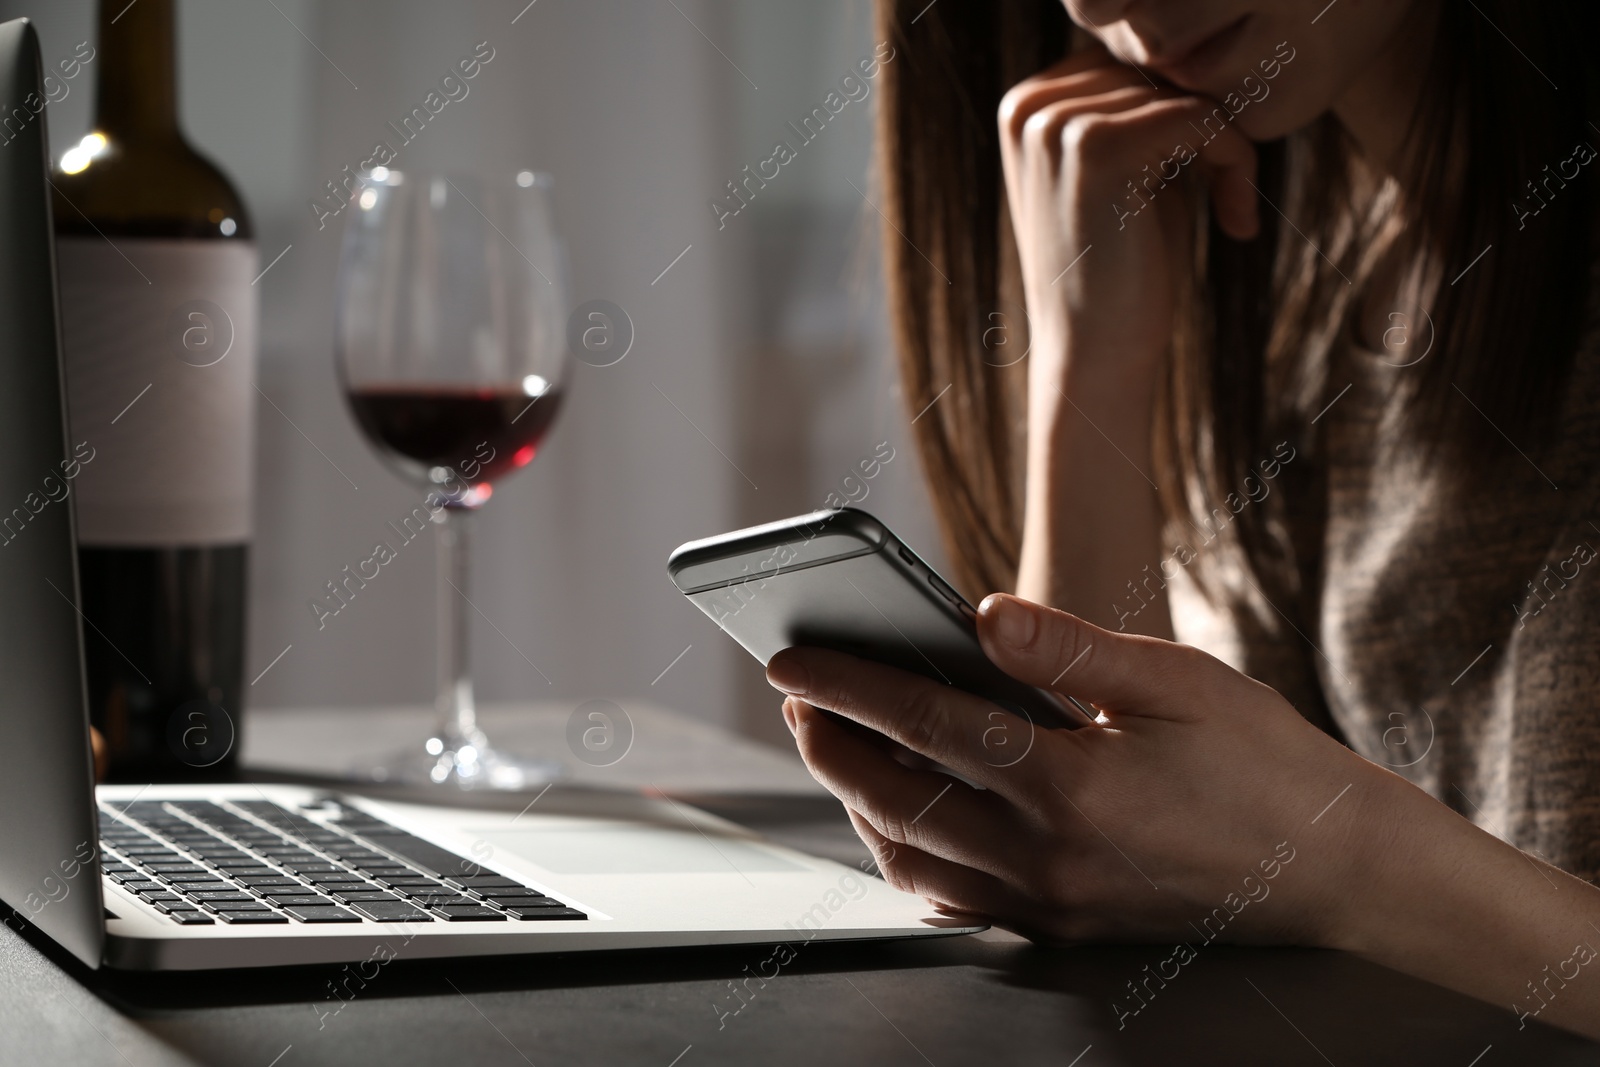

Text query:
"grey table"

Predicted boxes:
[[3, 703, 1595, 1066]]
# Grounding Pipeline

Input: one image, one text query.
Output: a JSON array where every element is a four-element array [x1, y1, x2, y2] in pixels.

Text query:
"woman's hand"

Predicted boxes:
[[999, 45, 1259, 398], [768, 594, 1600, 1038], [1000, 48, 1259, 631], [766, 593, 1398, 948]]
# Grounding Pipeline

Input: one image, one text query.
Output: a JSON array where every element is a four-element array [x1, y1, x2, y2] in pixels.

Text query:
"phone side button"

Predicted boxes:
[[928, 573, 961, 604]]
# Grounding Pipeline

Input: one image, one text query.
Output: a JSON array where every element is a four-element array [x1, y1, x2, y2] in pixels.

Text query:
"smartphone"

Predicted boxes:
[[667, 507, 1095, 732]]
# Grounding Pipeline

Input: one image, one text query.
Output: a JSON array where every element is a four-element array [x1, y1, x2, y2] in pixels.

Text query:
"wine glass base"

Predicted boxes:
[[354, 730, 562, 791]]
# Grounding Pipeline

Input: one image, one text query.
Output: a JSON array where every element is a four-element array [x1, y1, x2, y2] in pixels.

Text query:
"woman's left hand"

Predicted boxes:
[[766, 593, 1413, 949]]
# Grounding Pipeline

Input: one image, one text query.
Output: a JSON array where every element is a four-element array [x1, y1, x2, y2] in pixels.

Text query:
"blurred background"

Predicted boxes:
[[3, 0, 946, 749]]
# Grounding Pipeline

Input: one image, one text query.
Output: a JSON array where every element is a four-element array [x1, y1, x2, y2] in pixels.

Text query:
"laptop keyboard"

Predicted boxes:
[[98, 798, 586, 926]]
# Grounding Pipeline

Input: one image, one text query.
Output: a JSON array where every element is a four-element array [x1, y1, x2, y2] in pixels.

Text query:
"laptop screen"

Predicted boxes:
[[0, 17, 105, 969]]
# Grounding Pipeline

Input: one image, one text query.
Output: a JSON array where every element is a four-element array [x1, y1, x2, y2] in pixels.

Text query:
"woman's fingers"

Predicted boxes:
[[844, 807, 1028, 925], [1001, 65, 1152, 145], [1002, 62, 1260, 243], [976, 593, 1222, 719], [784, 697, 1034, 877], [769, 649, 1067, 797], [1019, 85, 1184, 172], [1060, 95, 1260, 240]]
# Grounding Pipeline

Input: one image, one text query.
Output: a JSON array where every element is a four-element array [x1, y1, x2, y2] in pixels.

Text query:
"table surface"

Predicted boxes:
[[4, 702, 1596, 1066]]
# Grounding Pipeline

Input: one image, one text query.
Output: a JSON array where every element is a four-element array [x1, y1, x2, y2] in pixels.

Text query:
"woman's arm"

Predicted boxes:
[[998, 48, 1258, 638], [767, 594, 1600, 1039], [1015, 374, 1171, 638], [1333, 765, 1600, 1037]]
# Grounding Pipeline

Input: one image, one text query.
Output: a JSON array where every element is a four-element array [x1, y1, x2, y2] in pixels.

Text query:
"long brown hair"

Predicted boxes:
[[875, 0, 1597, 601]]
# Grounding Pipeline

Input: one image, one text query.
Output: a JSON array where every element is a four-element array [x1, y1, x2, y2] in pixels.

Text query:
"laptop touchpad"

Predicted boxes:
[[475, 827, 806, 875]]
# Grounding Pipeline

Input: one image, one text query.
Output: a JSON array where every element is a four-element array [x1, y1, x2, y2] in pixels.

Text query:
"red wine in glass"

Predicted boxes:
[[347, 383, 564, 504], [336, 169, 568, 789]]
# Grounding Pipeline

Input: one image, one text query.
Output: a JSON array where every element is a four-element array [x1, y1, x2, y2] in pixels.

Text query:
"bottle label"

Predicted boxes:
[[55, 237, 257, 546]]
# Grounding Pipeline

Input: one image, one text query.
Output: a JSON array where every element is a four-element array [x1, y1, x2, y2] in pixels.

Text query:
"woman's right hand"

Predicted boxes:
[[998, 45, 1260, 403]]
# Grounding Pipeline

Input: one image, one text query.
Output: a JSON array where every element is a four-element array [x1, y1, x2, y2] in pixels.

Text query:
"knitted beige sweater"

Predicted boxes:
[[1167, 327, 1600, 882]]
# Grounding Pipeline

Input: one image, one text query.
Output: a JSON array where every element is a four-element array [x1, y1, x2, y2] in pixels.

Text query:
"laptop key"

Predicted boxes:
[[330, 891, 404, 904], [236, 875, 300, 886], [432, 906, 506, 922], [280, 906, 361, 924], [167, 911, 216, 925], [121, 881, 163, 894], [145, 864, 209, 875], [216, 911, 289, 924], [211, 902, 277, 912], [265, 895, 338, 907], [472, 886, 549, 899], [502, 907, 588, 921], [444, 876, 524, 890], [405, 892, 473, 908], [358, 834, 481, 878], [486, 897, 565, 909], [350, 901, 432, 922], [167, 801, 229, 819], [189, 891, 255, 902]]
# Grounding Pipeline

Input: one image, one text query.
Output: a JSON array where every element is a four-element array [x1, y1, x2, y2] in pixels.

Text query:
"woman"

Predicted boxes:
[[766, 0, 1600, 1038]]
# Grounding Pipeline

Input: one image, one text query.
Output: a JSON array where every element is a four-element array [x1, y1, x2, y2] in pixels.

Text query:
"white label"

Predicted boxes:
[[56, 237, 257, 546]]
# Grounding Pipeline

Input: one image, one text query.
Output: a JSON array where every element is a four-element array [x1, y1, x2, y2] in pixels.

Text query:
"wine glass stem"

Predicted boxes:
[[435, 507, 478, 743]]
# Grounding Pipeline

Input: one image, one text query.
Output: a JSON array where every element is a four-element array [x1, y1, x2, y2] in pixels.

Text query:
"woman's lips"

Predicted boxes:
[[1149, 14, 1253, 86]]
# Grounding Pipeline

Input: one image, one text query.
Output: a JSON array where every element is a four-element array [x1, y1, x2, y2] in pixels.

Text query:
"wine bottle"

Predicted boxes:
[[51, 0, 255, 781]]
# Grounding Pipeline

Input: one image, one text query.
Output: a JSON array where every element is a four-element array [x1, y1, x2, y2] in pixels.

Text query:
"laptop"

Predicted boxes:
[[0, 18, 978, 971]]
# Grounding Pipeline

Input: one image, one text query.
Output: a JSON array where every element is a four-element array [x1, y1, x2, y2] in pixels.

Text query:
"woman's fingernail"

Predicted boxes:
[[767, 655, 809, 695], [781, 698, 797, 735], [991, 596, 1037, 649]]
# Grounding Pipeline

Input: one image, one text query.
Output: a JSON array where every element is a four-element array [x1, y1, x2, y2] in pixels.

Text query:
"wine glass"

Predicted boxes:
[[335, 168, 567, 789]]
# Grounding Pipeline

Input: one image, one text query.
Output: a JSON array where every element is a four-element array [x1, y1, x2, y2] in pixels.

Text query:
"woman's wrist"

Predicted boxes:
[[1295, 760, 1423, 955], [1017, 335, 1169, 632], [1027, 332, 1162, 441], [1302, 758, 1600, 1037], [1314, 765, 1527, 958]]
